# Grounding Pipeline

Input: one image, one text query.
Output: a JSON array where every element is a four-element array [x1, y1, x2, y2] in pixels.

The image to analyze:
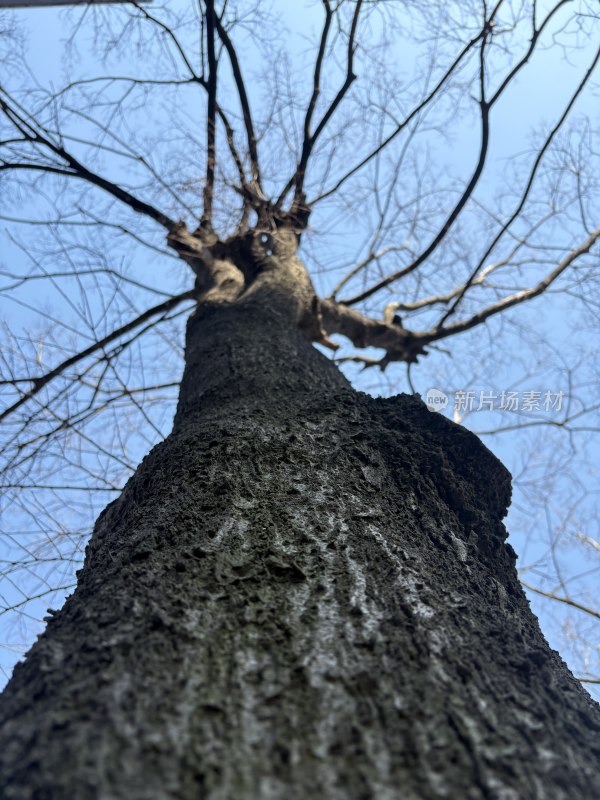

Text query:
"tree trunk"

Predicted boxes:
[[1, 291, 599, 800]]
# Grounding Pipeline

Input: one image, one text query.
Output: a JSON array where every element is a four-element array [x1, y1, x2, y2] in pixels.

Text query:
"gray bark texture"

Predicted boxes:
[[1, 291, 599, 800]]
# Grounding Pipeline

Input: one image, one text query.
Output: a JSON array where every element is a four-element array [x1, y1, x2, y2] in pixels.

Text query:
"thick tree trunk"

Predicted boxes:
[[1, 292, 599, 799]]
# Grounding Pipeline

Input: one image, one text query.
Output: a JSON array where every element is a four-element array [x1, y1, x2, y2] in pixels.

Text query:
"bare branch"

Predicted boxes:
[[303, 1, 333, 153], [520, 580, 600, 622], [340, 35, 599, 308], [201, 0, 218, 230], [319, 298, 428, 364], [428, 225, 600, 342], [0, 290, 195, 423], [309, 21, 488, 205], [287, 0, 363, 214], [213, 12, 262, 191], [488, 0, 572, 106], [436, 42, 600, 329], [340, 23, 494, 306], [0, 90, 177, 231]]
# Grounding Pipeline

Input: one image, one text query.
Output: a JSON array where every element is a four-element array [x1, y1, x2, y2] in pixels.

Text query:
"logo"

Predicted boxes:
[[425, 388, 448, 412]]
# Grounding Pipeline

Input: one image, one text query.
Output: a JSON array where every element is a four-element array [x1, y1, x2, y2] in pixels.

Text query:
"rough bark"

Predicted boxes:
[[1, 286, 599, 799]]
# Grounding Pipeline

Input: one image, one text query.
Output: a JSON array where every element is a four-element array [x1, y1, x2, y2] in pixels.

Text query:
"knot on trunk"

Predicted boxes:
[[168, 222, 335, 348]]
